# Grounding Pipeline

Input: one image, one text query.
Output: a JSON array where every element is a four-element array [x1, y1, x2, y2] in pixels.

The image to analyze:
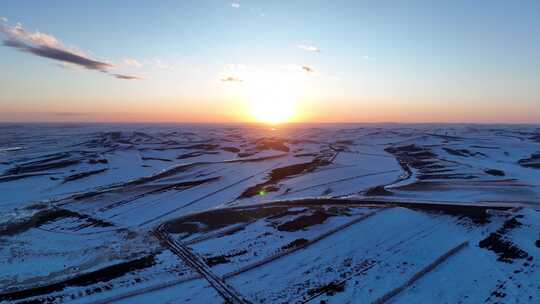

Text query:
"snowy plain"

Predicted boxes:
[[0, 123, 539, 303]]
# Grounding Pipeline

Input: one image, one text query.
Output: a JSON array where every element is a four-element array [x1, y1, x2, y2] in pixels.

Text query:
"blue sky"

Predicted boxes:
[[1, 0, 539, 123]]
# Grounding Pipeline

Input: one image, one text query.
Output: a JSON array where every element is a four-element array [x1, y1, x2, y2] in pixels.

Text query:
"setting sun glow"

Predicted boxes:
[[235, 66, 308, 124], [248, 87, 296, 124]]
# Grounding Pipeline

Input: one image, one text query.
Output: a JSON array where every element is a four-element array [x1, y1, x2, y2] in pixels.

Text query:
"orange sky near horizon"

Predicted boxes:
[[1, 1, 540, 124], [2, 95, 539, 124]]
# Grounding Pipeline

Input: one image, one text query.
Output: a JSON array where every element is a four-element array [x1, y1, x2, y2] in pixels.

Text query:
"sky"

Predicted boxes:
[[1, 0, 539, 123]]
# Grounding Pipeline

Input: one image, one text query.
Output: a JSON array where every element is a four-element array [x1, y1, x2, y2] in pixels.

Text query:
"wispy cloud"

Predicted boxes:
[[248, 7, 266, 17], [282, 64, 319, 76], [298, 44, 320, 53], [0, 20, 141, 80], [53, 112, 90, 117], [123, 58, 142, 68], [302, 65, 320, 76], [144, 58, 174, 70], [112, 74, 144, 80], [219, 64, 250, 83], [0, 17, 7, 23], [231, 2, 240, 8], [363, 55, 375, 61], [302, 65, 315, 73], [221, 76, 243, 82]]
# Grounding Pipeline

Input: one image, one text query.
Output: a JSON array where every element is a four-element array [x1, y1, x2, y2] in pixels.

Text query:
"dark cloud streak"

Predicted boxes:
[[0, 21, 140, 80], [221, 76, 243, 82], [3, 39, 114, 71], [112, 74, 143, 80], [302, 65, 314, 73], [53, 112, 91, 117]]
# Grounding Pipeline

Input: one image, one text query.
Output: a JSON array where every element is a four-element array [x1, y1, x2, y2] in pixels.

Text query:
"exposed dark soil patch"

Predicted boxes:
[[400, 202, 500, 225], [408, 159, 436, 168], [153, 143, 219, 151], [88, 158, 108, 164], [277, 210, 331, 232], [63, 168, 108, 183], [0, 255, 155, 302], [491, 291, 506, 298], [294, 153, 318, 157], [409, 150, 437, 159], [182, 143, 219, 150], [237, 151, 256, 158], [204, 255, 228, 266], [122, 163, 203, 187], [221, 147, 240, 153], [443, 147, 485, 157], [471, 145, 499, 150], [86, 131, 163, 148], [164, 204, 346, 236], [177, 151, 218, 159], [326, 206, 352, 216], [268, 159, 330, 181], [364, 186, 393, 196], [417, 173, 477, 180], [330, 144, 350, 152], [281, 238, 309, 250], [0, 172, 58, 182], [97, 177, 220, 212], [522, 163, 540, 169], [204, 249, 247, 266], [286, 138, 321, 145], [236, 138, 291, 158], [5, 159, 81, 175], [25, 203, 49, 210], [335, 140, 354, 145], [485, 169, 505, 176], [503, 217, 522, 230], [254, 138, 290, 152], [420, 164, 446, 170], [385, 144, 484, 182], [239, 157, 331, 198], [76, 155, 282, 201], [267, 209, 308, 220], [478, 217, 529, 263], [0, 208, 113, 237], [386, 144, 425, 154], [164, 206, 289, 234], [418, 169, 453, 175], [141, 156, 172, 162], [518, 153, 540, 169], [167, 222, 201, 234], [307, 280, 346, 297], [385, 144, 437, 172], [16, 152, 70, 167]]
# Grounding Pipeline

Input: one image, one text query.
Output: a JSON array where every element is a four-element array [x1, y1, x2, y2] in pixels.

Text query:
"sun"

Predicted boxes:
[[249, 88, 296, 124], [222, 65, 309, 124], [244, 69, 303, 124]]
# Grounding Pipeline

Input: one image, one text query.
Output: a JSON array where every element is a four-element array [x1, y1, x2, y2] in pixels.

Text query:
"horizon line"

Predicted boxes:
[[1, 121, 539, 126]]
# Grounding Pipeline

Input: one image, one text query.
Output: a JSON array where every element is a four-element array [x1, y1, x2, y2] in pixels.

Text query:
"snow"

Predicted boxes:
[[1, 123, 539, 303]]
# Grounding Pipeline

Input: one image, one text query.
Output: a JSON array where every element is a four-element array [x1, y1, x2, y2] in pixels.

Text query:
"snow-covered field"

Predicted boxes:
[[1, 123, 539, 303]]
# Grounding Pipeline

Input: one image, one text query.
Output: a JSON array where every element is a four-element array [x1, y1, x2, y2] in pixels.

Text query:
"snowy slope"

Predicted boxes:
[[1, 123, 539, 303]]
